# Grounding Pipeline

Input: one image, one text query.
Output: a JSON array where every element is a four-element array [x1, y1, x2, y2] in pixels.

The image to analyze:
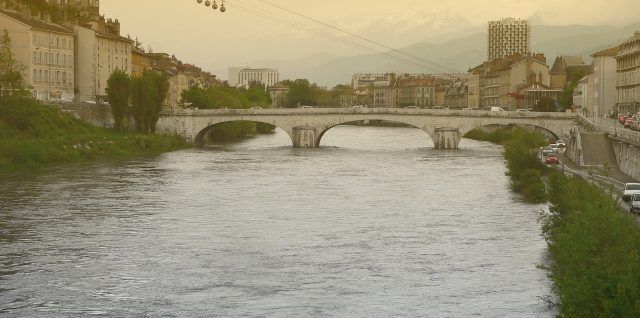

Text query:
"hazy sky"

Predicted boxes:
[[101, 0, 640, 79]]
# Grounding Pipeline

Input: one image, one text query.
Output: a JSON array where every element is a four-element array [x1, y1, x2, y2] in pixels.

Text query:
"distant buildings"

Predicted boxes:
[[0, 0, 219, 106], [349, 73, 465, 108], [488, 18, 531, 61], [616, 32, 640, 114], [549, 55, 591, 90], [228, 67, 279, 88], [0, 8, 75, 101], [469, 53, 550, 110]]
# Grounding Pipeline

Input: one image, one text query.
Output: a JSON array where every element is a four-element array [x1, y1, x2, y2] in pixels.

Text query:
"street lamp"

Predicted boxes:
[[196, 0, 226, 12]]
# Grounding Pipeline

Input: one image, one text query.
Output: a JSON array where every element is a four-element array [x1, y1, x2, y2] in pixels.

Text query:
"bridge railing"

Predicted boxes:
[[161, 107, 579, 119]]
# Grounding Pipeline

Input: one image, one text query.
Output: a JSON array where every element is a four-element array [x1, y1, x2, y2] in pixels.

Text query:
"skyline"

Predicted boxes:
[[102, 0, 640, 80]]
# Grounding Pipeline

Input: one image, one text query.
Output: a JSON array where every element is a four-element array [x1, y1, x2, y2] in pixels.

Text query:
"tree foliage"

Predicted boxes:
[[181, 84, 274, 141], [541, 173, 640, 316], [181, 84, 270, 109], [106, 70, 131, 131], [0, 30, 25, 94], [131, 71, 168, 133], [559, 68, 587, 111]]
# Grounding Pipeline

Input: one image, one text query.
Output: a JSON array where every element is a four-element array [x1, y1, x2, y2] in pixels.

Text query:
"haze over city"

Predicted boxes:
[[102, 0, 640, 80]]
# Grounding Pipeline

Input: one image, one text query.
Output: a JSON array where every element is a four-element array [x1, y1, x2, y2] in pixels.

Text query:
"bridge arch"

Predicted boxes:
[[194, 119, 295, 146], [459, 121, 566, 142], [314, 118, 436, 148]]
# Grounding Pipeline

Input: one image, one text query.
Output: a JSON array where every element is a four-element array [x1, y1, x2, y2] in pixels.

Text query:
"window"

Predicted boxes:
[[44, 70, 49, 82], [33, 69, 37, 82]]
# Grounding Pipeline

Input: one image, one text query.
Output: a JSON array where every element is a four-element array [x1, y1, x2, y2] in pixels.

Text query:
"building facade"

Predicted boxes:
[[549, 55, 590, 90], [616, 32, 640, 114], [228, 67, 279, 88], [74, 16, 133, 102], [469, 53, 550, 110], [0, 9, 75, 101], [591, 47, 619, 118], [488, 18, 530, 61]]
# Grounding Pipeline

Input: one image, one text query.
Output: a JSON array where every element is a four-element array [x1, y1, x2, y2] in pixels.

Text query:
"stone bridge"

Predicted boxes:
[[156, 108, 579, 149]]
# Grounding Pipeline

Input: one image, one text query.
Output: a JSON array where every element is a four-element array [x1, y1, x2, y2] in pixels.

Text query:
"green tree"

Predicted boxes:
[[130, 70, 168, 133], [106, 70, 131, 131], [282, 79, 314, 108], [0, 30, 25, 94], [559, 68, 587, 111]]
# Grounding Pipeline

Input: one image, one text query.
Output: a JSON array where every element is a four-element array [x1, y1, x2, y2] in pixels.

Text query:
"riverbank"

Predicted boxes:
[[467, 127, 640, 316], [0, 96, 188, 176]]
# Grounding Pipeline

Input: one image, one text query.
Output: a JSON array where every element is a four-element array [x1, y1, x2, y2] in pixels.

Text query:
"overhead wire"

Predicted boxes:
[[256, 0, 458, 74], [220, 0, 454, 74]]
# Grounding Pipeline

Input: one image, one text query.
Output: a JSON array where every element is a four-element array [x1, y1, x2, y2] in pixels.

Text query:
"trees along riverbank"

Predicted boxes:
[[467, 127, 640, 316], [181, 85, 275, 142], [0, 96, 187, 176]]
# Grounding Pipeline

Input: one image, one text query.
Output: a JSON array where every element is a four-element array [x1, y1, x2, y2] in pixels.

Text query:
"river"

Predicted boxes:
[[0, 126, 553, 317]]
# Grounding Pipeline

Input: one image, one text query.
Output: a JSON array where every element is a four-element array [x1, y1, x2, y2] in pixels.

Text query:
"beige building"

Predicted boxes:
[[488, 18, 530, 61], [469, 53, 550, 110], [616, 32, 640, 114], [0, 9, 75, 101], [228, 67, 279, 88], [467, 72, 480, 108], [74, 16, 132, 102], [131, 47, 151, 77], [591, 47, 619, 118], [549, 55, 590, 90]]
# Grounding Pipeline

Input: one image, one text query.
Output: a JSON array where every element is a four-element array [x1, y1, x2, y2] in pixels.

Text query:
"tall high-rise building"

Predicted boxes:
[[488, 18, 531, 61], [227, 67, 279, 88]]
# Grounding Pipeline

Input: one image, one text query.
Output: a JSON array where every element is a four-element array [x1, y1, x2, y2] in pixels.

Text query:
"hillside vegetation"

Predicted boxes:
[[0, 96, 187, 175]]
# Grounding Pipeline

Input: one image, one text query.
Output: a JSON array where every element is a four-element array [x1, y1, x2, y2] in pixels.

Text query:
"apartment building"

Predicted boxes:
[[469, 53, 550, 110], [0, 9, 75, 101], [228, 67, 279, 88], [591, 47, 619, 117], [74, 16, 133, 102], [616, 32, 640, 114], [488, 18, 530, 61]]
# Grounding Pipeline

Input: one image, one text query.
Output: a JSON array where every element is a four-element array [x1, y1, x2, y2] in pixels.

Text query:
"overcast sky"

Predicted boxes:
[[102, 0, 640, 79]]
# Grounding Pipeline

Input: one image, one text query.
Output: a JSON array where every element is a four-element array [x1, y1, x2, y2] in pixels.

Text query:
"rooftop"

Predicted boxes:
[[0, 9, 73, 35]]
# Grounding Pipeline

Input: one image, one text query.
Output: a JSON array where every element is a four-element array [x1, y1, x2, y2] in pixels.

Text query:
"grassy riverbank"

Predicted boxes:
[[0, 96, 188, 175], [467, 127, 640, 315]]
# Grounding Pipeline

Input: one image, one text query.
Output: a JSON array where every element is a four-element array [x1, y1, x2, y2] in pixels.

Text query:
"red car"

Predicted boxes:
[[545, 155, 559, 164]]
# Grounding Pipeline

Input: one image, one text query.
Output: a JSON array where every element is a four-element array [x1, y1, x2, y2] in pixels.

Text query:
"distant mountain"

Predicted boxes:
[[270, 23, 640, 87], [251, 52, 340, 81]]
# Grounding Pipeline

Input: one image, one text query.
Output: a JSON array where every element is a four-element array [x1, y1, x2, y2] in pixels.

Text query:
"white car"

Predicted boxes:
[[302, 106, 313, 109], [623, 183, 640, 202], [555, 139, 566, 148], [462, 107, 472, 110], [352, 105, 364, 109], [250, 106, 263, 109]]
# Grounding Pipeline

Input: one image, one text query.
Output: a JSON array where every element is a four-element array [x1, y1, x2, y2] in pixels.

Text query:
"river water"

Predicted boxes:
[[0, 126, 553, 317]]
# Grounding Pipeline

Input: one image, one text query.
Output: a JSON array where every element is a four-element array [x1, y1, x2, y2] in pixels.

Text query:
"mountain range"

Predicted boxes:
[[254, 22, 640, 87]]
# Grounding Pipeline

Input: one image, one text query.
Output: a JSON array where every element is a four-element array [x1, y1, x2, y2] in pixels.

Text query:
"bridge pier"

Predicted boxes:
[[292, 125, 318, 148], [434, 128, 461, 149]]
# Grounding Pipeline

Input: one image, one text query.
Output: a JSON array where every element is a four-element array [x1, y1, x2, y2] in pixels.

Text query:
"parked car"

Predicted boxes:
[[622, 183, 640, 202], [490, 106, 506, 111], [630, 193, 640, 214], [555, 140, 566, 148], [352, 105, 364, 109], [250, 106, 263, 109], [432, 106, 447, 110], [516, 109, 530, 112], [545, 155, 559, 164], [542, 147, 557, 157], [301, 106, 313, 109], [404, 106, 419, 109], [462, 107, 472, 110]]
